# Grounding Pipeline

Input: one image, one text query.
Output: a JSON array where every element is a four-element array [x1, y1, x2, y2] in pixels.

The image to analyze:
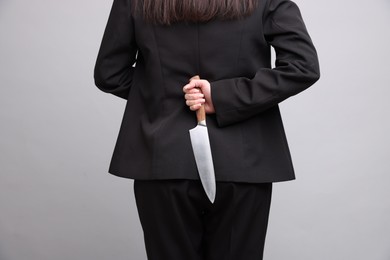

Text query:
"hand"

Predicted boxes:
[[183, 77, 215, 114]]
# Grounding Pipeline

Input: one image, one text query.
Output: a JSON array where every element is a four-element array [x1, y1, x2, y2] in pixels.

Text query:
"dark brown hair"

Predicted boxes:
[[132, 0, 258, 25]]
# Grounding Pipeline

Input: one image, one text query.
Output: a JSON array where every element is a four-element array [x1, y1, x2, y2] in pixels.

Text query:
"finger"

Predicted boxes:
[[187, 88, 202, 94], [186, 99, 205, 107], [183, 81, 198, 92], [190, 103, 202, 111], [184, 88, 201, 95], [189, 75, 200, 82], [183, 79, 206, 91], [185, 93, 204, 100]]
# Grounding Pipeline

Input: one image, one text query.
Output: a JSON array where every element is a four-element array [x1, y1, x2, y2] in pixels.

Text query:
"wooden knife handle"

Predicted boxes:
[[189, 75, 206, 123], [196, 104, 206, 123]]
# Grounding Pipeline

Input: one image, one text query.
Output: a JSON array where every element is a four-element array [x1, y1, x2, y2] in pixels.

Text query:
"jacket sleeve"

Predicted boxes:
[[211, 0, 320, 127], [94, 0, 137, 99]]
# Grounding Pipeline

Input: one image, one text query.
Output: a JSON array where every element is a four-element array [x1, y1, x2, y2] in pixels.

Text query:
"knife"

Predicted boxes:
[[188, 76, 216, 203]]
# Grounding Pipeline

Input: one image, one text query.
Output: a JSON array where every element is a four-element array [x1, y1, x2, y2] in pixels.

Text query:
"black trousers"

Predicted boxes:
[[134, 180, 272, 260]]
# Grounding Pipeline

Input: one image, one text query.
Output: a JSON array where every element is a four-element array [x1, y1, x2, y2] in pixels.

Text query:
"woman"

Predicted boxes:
[[94, 0, 320, 259]]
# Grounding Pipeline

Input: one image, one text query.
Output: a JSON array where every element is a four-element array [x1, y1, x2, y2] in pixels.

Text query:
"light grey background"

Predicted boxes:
[[0, 0, 389, 259]]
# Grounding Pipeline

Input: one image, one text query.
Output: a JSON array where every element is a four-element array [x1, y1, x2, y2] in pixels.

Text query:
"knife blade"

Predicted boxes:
[[188, 76, 216, 203]]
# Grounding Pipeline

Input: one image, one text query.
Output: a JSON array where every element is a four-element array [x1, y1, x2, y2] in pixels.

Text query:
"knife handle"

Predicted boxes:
[[189, 75, 206, 124], [196, 104, 206, 123]]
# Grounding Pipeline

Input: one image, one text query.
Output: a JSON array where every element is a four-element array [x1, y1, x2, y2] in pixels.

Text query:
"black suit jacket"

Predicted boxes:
[[94, 0, 320, 183]]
